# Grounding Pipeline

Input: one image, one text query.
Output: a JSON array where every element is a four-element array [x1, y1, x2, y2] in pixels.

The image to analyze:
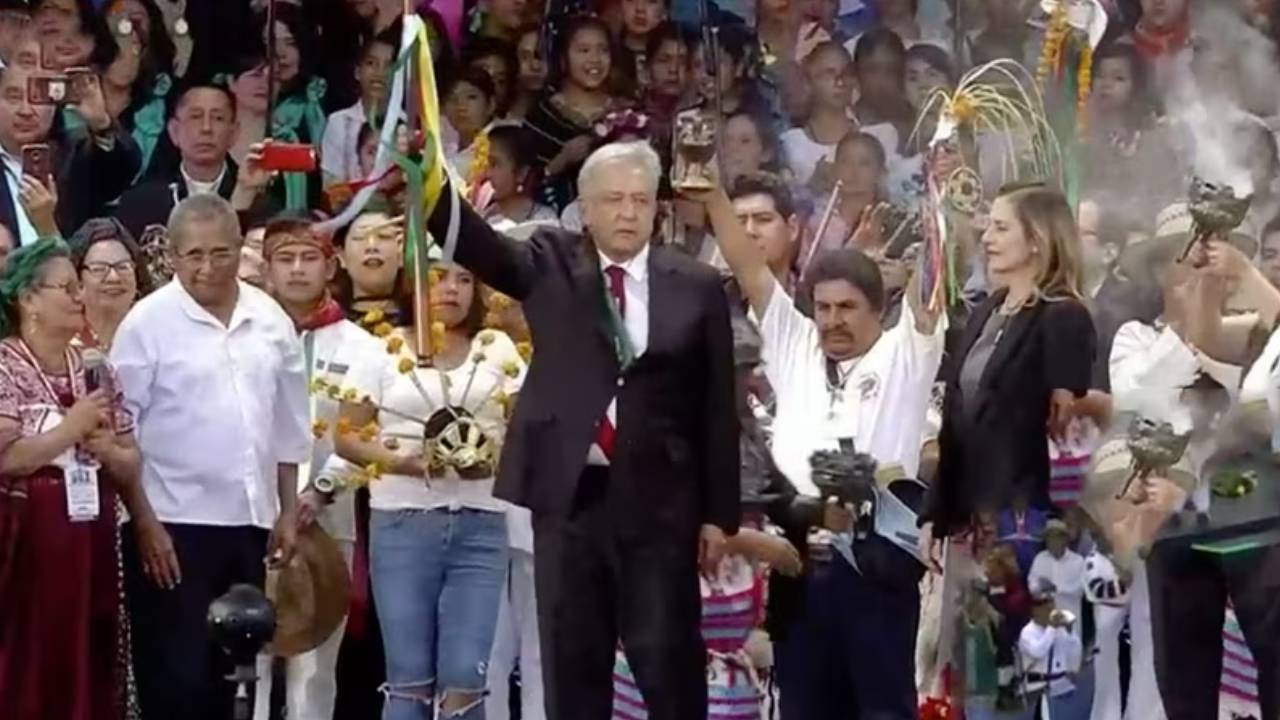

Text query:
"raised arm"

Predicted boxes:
[[427, 185, 539, 302], [700, 188, 777, 319]]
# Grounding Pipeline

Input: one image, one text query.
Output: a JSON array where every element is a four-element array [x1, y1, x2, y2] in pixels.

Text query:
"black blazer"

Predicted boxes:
[[429, 191, 740, 541], [0, 124, 140, 240], [923, 289, 1096, 536], [113, 158, 239, 241]]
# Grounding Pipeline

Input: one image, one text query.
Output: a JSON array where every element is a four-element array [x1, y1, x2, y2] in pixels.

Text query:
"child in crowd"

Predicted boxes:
[[480, 124, 559, 230], [443, 67, 500, 179]]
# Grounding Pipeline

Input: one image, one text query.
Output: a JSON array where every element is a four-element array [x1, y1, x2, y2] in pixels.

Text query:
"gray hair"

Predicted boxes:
[[168, 193, 242, 250], [577, 141, 662, 199]]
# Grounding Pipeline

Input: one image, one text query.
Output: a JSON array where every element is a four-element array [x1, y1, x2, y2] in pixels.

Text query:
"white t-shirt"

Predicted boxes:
[[362, 329, 526, 516], [780, 128, 836, 187], [758, 280, 944, 495]]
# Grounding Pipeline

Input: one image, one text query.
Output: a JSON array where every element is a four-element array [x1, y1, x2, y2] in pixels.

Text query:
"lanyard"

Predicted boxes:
[[9, 338, 77, 408]]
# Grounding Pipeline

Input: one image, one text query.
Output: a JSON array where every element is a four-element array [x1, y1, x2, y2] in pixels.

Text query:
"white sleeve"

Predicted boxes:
[[1027, 553, 1051, 595], [1019, 623, 1054, 661], [108, 311, 154, 424], [320, 111, 347, 181], [756, 279, 819, 392], [1109, 322, 1199, 402], [273, 325, 313, 465], [894, 296, 947, 389]]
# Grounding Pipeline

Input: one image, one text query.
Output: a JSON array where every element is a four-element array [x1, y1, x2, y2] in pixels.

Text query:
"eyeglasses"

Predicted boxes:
[[36, 280, 82, 297], [83, 260, 135, 279], [176, 248, 238, 268]]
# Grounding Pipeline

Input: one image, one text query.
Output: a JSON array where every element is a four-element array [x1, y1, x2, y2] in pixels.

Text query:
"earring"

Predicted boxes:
[[516, 182, 525, 193]]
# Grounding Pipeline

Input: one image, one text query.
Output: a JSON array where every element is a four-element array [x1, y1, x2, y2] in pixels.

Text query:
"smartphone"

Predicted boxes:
[[28, 75, 70, 105], [65, 67, 93, 104], [21, 144, 51, 182], [258, 142, 318, 173]]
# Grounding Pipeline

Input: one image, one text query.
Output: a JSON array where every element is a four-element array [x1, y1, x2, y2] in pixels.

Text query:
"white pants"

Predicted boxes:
[[486, 549, 545, 720], [1089, 561, 1166, 720], [254, 539, 354, 720]]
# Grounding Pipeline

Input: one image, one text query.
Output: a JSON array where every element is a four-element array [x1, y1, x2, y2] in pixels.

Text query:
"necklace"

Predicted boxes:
[[824, 355, 861, 419]]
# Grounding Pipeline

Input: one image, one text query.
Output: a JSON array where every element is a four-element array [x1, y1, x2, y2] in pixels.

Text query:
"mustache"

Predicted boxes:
[[820, 328, 854, 341]]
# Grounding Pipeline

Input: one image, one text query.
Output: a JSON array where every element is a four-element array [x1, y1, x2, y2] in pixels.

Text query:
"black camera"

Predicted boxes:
[[208, 584, 276, 720]]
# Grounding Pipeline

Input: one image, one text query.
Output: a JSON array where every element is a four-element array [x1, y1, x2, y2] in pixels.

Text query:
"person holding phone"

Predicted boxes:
[[0, 63, 140, 245]]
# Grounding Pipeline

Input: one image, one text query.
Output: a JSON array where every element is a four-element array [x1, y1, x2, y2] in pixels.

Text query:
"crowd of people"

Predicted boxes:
[[0, 1, 1279, 720]]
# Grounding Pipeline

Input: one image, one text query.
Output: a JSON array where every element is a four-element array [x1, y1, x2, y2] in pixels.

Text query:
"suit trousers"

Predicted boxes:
[[124, 523, 269, 720], [1147, 541, 1280, 720], [533, 465, 706, 720], [774, 553, 920, 720]]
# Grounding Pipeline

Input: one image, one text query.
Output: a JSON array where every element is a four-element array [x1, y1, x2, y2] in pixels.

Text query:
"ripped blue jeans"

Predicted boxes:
[[371, 508, 510, 720]]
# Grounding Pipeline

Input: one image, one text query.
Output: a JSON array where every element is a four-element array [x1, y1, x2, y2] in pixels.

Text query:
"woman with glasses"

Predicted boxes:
[[70, 218, 149, 352], [0, 237, 161, 720]]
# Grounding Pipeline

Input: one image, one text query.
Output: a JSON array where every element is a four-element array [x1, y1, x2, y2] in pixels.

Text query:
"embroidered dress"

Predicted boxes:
[[612, 553, 768, 720], [0, 339, 136, 720]]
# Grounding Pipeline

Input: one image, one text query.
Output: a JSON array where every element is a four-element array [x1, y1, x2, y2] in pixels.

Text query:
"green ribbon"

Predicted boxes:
[[271, 76, 329, 209], [129, 73, 173, 182], [600, 280, 636, 370]]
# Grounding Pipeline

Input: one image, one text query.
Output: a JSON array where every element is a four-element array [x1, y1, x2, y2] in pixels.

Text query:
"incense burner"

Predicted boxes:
[[1189, 177, 1253, 235], [672, 110, 718, 191], [423, 407, 495, 479], [1116, 416, 1192, 502]]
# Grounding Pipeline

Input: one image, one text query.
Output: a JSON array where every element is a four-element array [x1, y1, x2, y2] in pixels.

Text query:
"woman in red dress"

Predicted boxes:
[[0, 238, 160, 720]]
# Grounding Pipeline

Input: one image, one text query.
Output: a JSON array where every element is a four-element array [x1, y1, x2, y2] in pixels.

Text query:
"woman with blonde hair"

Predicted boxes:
[[920, 182, 1096, 569]]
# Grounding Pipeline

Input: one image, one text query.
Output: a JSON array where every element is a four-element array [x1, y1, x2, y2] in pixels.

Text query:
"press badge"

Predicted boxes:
[[64, 463, 100, 522]]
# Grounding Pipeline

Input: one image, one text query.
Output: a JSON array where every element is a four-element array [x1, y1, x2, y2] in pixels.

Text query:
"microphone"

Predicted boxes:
[[82, 349, 107, 394]]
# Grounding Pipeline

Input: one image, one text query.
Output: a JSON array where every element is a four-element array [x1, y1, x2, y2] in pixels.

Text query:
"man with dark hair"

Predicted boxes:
[[322, 30, 397, 185], [114, 82, 243, 241], [728, 172, 799, 292], [705, 176, 943, 717], [0, 63, 139, 243]]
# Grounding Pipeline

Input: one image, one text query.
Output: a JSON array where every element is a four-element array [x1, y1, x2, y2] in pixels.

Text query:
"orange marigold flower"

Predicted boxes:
[[373, 322, 394, 338], [311, 420, 329, 439], [386, 336, 405, 354], [501, 360, 520, 378], [398, 357, 416, 374], [515, 341, 533, 362]]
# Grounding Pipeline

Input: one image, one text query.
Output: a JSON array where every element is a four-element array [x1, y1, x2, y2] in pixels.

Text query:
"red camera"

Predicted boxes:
[[257, 142, 318, 173]]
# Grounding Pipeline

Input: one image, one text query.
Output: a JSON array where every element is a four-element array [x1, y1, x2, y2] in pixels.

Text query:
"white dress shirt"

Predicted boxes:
[[758, 280, 944, 496], [320, 101, 366, 183], [1, 150, 39, 246], [306, 319, 389, 541], [1019, 621, 1083, 698], [1028, 548, 1086, 639], [180, 161, 227, 196], [111, 281, 312, 529], [586, 244, 650, 466]]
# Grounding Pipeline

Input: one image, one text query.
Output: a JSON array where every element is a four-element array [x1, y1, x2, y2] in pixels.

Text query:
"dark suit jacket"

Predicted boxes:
[[429, 192, 740, 541], [923, 289, 1096, 536], [113, 159, 239, 241], [0, 124, 140, 241]]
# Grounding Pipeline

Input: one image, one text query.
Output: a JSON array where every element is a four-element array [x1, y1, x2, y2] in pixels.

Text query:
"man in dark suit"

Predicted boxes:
[[115, 82, 242, 241], [0, 63, 139, 242], [427, 140, 739, 720]]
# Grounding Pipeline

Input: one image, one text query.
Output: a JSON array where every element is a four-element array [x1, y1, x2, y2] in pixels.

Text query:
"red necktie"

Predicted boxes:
[[595, 266, 627, 459]]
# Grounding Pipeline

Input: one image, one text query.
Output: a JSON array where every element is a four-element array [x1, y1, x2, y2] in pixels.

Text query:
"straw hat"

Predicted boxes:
[[1118, 202, 1259, 280], [266, 524, 351, 657], [1043, 518, 1071, 539]]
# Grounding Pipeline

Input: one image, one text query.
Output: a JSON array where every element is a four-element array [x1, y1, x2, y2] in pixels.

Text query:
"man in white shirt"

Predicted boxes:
[[112, 194, 311, 720], [1027, 519, 1086, 640], [320, 32, 395, 185], [250, 218, 391, 720], [1019, 590, 1084, 717], [708, 173, 944, 718]]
